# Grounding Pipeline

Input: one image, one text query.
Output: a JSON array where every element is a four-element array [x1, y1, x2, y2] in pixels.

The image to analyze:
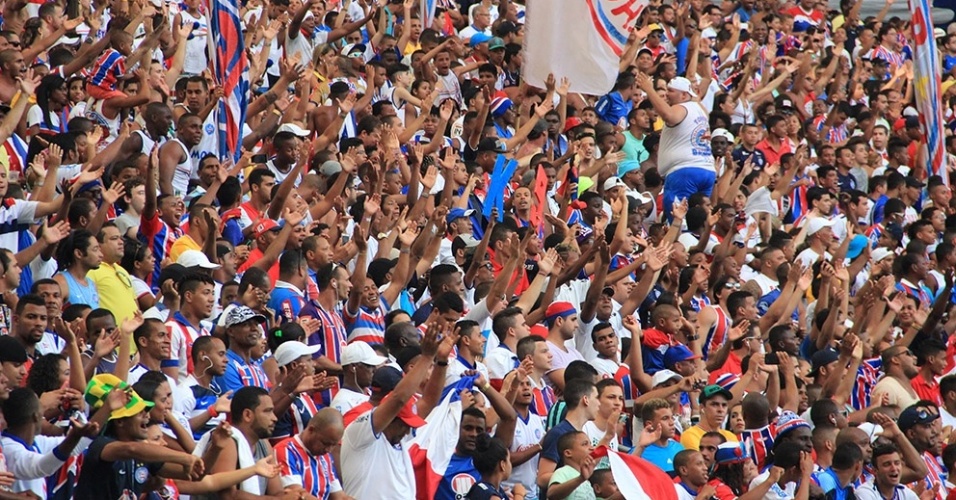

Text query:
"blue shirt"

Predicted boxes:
[[436, 453, 480, 500], [214, 349, 272, 394], [594, 91, 632, 127], [811, 467, 852, 500], [870, 194, 888, 225], [541, 420, 577, 465], [268, 281, 306, 324], [640, 439, 684, 472]]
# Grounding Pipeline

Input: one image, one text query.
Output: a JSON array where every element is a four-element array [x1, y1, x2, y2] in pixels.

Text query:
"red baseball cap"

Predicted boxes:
[[396, 398, 426, 428], [253, 219, 281, 239]]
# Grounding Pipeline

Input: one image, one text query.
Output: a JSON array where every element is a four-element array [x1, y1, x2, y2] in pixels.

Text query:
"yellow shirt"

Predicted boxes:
[[679, 425, 738, 451], [169, 235, 201, 263], [87, 262, 138, 324]]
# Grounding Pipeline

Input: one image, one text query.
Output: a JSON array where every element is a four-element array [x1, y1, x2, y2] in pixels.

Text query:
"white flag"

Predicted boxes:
[[522, 0, 647, 95]]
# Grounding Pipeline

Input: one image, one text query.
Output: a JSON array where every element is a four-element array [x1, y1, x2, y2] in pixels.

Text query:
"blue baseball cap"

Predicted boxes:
[[446, 208, 475, 224], [664, 344, 700, 368], [847, 234, 868, 260], [469, 33, 493, 47]]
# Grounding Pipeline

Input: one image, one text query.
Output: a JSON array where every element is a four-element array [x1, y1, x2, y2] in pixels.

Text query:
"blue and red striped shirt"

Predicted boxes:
[[301, 300, 347, 405], [88, 49, 126, 91], [344, 296, 389, 345], [275, 435, 342, 499]]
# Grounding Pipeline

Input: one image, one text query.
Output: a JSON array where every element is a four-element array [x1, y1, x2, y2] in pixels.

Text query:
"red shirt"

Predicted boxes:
[[708, 351, 743, 384], [911, 374, 942, 406], [755, 137, 795, 166], [237, 247, 279, 285]]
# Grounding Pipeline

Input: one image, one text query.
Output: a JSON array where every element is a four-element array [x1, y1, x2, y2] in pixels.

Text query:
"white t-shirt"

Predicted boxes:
[[340, 409, 416, 498], [2, 433, 90, 498], [592, 358, 621, 378], [329, 387, 369, 416], [504, 412, 545, 498], [445, 356, 489, 388], [285, 29, 329, 73], [855, 481, 919, 500], [26, 104, 59, 131], [749, 470, 796, 500], [36, 332, 66, 356], [485, 345, 518, 381], [751, 273, 780, 297], [546, 339, 584, 373], [582, 420, 618, 454], [795, 247, 832, 269]]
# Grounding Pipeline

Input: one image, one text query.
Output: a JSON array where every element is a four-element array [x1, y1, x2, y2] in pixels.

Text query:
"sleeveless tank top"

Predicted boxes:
[[169, 138, 194, 197], [658, 101, 714, 177], [61, 271, 100, 308]]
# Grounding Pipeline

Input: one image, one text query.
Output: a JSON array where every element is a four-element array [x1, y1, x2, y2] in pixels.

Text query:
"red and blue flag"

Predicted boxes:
[[208, 0, 248, 162]]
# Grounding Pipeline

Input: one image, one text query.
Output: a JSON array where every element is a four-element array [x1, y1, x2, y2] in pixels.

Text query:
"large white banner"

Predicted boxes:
[[522, 0, 646, 95]]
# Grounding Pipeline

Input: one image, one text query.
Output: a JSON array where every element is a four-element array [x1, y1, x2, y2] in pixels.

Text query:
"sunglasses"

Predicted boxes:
[[724, 282, 741, 289]]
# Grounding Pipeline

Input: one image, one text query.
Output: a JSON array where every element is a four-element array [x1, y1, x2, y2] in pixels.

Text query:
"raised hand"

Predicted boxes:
[[537, 248, 559, 276], [102, 181, 126, 206], [639, 422, 661, 447], [420, 320, 443, 358], [42, 220, 70, 246], [728, 319, 750, 342]]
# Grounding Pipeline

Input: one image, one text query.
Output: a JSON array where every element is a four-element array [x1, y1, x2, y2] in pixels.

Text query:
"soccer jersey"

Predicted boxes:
[[138, 212, 183, 293], [165, 312, 209, 384], [273, 393, 320, 441], [276, 435, 342, 500], [88, 49, 125, 91], [343, 296, 390, 345], [301, 300, 347, 405], [214, 349, 272, 394]]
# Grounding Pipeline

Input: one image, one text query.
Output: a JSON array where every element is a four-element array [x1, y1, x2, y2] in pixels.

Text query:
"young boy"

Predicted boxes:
[[548, 431, 598, 500], [590, 469, 622, 500], [87, 28, 135, 101]]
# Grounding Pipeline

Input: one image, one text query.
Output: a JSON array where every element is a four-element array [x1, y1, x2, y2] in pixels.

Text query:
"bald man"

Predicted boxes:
[[274, 408, 347, 499]]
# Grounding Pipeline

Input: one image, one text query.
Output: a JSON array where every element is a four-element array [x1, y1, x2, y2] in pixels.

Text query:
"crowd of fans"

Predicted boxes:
[[0, 0, 952, 498]]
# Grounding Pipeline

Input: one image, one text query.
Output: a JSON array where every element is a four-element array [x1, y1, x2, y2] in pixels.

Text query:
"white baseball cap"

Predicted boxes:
[[651, 369, 683, 387], [277, 123, 311, 138], [603, 176, 627, 191], [712, 128, 735, 142], [667, 77, 697, 98], [871, 247, 894, 263], [274, 341, 321, 367], [341, 341, 388, 366], [806, 217, 836, 236], [177, 250, 221, 269]]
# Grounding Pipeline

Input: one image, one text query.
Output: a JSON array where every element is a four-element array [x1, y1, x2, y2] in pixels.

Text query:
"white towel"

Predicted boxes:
[[194, 426, 261, 494]]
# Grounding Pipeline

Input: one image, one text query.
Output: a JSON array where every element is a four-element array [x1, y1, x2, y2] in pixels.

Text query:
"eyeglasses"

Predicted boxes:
[[116, 268, 132, 289]]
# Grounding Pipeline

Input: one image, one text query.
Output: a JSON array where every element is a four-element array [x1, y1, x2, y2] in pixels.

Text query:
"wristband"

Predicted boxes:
[[435, 360, 448, 367], [207, 406, 219, 418]]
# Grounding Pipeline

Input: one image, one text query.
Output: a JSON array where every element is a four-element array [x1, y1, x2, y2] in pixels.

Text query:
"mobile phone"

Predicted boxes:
[[764, 352, 780, 365], [250, 154, 268, 164]]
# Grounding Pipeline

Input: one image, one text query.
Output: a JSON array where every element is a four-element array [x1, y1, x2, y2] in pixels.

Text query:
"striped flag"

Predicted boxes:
[[595, 446, 679, 500], [208, 0, 249, 162], [421, 0, 437, 31], [523, 0, 647, 95], [409, 376, 477, 500], [530, 164, 548, 231], [909, 0, 947, 184]]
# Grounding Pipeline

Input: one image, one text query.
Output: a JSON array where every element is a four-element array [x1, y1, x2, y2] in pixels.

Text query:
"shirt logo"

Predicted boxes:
[[134, 466, 149, 483]]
